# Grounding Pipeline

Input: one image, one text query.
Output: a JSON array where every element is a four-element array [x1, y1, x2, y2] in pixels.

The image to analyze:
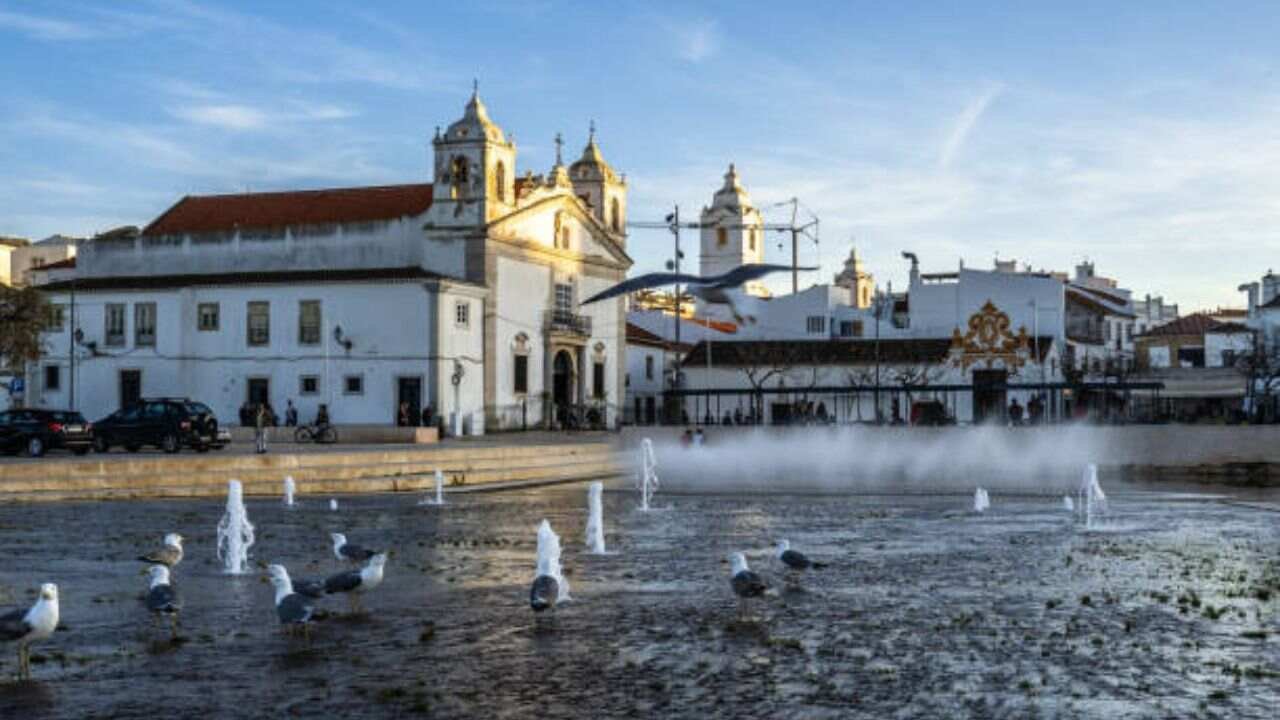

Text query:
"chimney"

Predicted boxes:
[[1239, 282, 1260, 318]]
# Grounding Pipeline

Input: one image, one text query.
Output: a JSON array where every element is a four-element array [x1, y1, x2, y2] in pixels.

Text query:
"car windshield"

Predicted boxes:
[[54, 412, 87, 424], [185, 402, 214, 416]]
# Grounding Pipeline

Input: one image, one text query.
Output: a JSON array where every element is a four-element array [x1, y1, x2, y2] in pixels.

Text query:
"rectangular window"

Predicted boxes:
[[645, 355, 655, 380], [1104, 321, 1111, 342], [344, 375, 364, 395], [134, 303, 157, 347], [593, 361, 606, 398], [105, 303, 126, 346], [198, 303, 220, 331], [454, 301, 469, 328], [806, 316, 826, 334], [298, 300, 321, 345], [514, 354, 529, 394], [47, 304, 66, 332], [247, 301, 270, 346], [44, 365, 60, 391], [299, 375, 319, 395], [554, 283, 573, 312]]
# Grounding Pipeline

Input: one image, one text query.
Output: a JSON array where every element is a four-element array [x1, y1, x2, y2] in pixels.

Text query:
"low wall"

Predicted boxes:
[[228, 424, 439, 445], [0, 439, 621, 502]]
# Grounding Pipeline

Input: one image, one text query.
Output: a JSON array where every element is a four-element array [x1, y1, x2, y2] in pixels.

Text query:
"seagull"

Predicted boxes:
[[323, 553, 387, 613], [1, 583, 59, 680], [776, 539, 826, 572], [267, 565, 318, 643], [331, 533, 380, 565], [138, 533, 184, 568], [529, 574, 559, 614], [579, 264, 816, 325], [144, 566, 183, 639], [728, 552, 767, 620]]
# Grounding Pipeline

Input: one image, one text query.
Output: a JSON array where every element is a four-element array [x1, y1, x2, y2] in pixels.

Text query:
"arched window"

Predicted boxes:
[[716, 227, 727, 247], [560, 226, 570, 249], [610, 197, 621, 233], [494, 161, 506, 202], [749, 228, 757, 251], [450, 156, 469, 198]]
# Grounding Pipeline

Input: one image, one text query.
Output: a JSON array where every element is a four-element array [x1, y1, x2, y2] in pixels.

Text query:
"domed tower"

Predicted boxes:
[[569, 123, 627, 243], [429, 86, 516, 226], [700, 164, 767, 298], [834, 246, 875, 308]]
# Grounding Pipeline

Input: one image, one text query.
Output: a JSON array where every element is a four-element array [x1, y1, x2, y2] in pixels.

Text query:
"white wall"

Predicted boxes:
[[1206, 332, 1253, 368], [910, 269, 1066, 341], [34, 280, 454, 424]]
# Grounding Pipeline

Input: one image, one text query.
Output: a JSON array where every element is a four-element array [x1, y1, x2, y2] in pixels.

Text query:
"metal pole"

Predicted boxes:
[[671, 204, 682, 421], [791, 227, 799, 294], [69, 277, 76, 411], [874, 290, 882, 425]]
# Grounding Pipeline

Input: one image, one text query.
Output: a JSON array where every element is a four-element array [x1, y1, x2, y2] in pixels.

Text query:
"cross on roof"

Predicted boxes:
[[554, 132, 563, 165]]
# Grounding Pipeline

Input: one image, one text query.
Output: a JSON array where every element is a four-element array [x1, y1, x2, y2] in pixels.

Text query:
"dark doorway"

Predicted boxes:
[[397, 376, 422, 426], [552, 350, 574, 407], [645, 396, 656, 425], [972, 369, 1008, 424], [770, 402, 793, 426], [119, 370, 141, 409], [247, 378, 270, 406]]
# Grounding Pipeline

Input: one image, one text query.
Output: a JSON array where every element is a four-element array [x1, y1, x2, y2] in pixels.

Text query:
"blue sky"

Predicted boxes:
[[2, 1, 1278, 309]]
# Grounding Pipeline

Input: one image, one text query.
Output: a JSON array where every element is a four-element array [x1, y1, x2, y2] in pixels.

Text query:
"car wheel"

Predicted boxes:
[[93, 436, 110, 453], [125, 444, 141, 453], [161, 433, 180, 454], [26, 436, 45, 458], [73, 447, 90, 456], [195, 443, 209, 453]]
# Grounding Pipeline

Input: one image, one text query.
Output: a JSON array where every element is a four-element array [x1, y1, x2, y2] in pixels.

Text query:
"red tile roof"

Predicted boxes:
[[142, 184, 433, 236], [38, 266, 450, 292], [1140, 313, 1252, 338]]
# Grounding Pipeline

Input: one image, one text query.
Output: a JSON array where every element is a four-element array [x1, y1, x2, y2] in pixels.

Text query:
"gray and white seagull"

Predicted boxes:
[[138, 533, 184, 568], [323, 552, 387, 613], [330, 532, 380, 566], [728, 552, 767, 620], [144, 565, 183, 639], [1, 583, 59, 680], [267, 565, 319, 643], [580, 264, 815, 325]]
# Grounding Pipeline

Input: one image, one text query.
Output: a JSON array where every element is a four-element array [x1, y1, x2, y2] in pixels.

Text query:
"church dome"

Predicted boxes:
[[710, 164, 755, 212], [569, 126, 620, 184], [442, 88, 507, 144]]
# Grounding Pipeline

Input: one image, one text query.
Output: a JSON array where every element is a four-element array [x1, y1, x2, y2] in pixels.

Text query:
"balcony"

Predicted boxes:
[[545, 309, 592, 337]]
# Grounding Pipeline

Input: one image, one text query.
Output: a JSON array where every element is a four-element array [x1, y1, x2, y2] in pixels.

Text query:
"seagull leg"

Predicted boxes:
[[19, 644, 28, 680], [170, 614, 179, 640], [303, 623, 313, 648]]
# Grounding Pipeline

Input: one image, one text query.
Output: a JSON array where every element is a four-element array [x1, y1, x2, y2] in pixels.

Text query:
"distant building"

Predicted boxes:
[[698, 164, 770, 309], [1, 235, 77, 287]]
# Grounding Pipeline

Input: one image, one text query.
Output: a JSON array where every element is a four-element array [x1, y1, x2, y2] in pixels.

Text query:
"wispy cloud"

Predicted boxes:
[[0, 9, 96, 40], [939, 84, 1004, 170], [167, 101, 356, 131], [675, 19, 720, 63]]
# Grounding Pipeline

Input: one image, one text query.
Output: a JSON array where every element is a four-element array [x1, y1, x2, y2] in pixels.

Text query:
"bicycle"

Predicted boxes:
[[293, 423, 338, 444]]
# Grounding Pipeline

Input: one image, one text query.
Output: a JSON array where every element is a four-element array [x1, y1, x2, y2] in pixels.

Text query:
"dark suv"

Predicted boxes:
[[0, 408, 94, 457], [93, 398, 228, 454]]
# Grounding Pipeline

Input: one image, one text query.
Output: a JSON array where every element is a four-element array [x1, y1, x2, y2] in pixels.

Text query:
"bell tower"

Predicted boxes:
[[428, 85, 516, 227], [699, 164, 768, 298], [569, 122, 628, 244]]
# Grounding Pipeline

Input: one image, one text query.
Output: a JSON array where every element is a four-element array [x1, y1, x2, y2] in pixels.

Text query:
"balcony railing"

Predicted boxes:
[[545, 309, 592, 336]]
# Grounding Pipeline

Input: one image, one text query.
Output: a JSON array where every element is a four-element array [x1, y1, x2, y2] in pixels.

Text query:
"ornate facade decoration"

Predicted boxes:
[[949, 300, 1031, 372]]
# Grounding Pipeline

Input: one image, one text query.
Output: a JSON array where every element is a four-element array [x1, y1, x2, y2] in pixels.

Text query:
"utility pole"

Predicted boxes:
[[68, 276, 76, 411]]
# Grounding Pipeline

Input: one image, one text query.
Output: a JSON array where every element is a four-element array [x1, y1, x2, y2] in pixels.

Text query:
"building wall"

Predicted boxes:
[[910, 269, 1066, 341], [10, 240, 75, 287], [1205, 331, 1254, 368], [29, 280, 488, 426]]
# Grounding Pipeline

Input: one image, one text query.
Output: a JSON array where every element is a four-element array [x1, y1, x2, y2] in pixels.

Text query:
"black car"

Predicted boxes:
[[93, 398, 229, 454], [0, 408, 94, 457]]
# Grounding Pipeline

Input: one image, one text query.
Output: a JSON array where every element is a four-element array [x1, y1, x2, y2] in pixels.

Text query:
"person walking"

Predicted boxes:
[[398, 401, 411, 427], [421, 404, 434, 428], [1008, 398, 1024, 427], [255, 403, 269, 454], [285, 400, 298, 427]]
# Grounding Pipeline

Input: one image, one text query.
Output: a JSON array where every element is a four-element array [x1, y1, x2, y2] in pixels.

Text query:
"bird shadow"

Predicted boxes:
[[144, 637, 188, 655]]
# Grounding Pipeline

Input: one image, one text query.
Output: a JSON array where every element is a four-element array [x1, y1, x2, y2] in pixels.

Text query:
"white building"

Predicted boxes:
[[0, 235, 77, 287], [30, 92, 632, 431]]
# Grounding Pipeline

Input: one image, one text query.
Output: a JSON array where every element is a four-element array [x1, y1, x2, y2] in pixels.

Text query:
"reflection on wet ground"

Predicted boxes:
[[0, 482, 1277, 718]]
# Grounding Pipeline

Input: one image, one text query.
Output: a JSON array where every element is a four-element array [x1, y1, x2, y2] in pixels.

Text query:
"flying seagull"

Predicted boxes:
[[138, 533, 184, 568], [144, 565, 183, 639], [323, 553, 387, 613], [267, 565, 318, 643], [1, 583, 59, 680], [580, 264, 816, 325], [728, 552, 767, 620], [331, 533, 380, 565]]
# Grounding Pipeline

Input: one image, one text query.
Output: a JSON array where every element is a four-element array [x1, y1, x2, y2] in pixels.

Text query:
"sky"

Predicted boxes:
[[1, 1, 1278, 310]]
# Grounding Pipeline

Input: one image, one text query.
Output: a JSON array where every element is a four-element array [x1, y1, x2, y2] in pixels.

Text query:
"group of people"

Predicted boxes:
[[239, 400, 330, 454], [679, 427, 706, 448], [1007, 395, 1047, 426], [397, 402, 435, 428]]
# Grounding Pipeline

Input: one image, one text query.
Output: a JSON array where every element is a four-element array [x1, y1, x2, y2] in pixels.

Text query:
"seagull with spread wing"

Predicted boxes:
[[580, 264, 815, 325]]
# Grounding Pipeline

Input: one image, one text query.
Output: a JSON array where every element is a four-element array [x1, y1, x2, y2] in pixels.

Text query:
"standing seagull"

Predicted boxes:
[[728, 552, 767, 621], [330, 533, 379, 565], [323, 553, 387, 613], [529, 574, 559, 614], [138, 533, 184, 568], [144, 565, 183, 639], [776, 539, 827, 572], [267, 565, 318, 643], [579, 264, 815, 325], [1, 583, 59, 680]]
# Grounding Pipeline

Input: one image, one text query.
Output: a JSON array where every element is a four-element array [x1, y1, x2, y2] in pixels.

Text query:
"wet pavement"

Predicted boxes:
[[0, 481, 1277, 718]]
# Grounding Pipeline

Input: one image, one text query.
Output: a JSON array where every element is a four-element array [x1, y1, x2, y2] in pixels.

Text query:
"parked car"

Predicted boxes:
[[0, 408, 94, 457], [93, 398, 229, 454]]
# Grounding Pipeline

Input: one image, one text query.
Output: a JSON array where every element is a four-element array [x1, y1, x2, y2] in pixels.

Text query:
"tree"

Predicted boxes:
[[1237, 343, 1280, 423], [733, 343, 802, 423], [843, 367, 877, 422], [0, 284, 48, 371]]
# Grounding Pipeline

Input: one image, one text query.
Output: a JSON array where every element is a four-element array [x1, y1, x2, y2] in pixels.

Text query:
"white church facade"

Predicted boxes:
[[30, 92, 632, 432]]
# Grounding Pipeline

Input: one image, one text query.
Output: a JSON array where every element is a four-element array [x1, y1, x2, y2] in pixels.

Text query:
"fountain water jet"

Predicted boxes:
[[216, 480, 255, 574], [536, 520, 570, 601], [638, 438, 659, 511], [585, 482, 606, 554], [283, 476, 296, 507], [1077, 464, 1107, 528], [421, 469, 446, 506], [973, 487, 990, 513], [1062, 495, 1074, 512], [330, 499, 339, 511]]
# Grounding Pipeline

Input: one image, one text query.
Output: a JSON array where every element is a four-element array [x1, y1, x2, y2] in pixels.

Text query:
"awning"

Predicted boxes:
[[1155, 374, 1246, 399]]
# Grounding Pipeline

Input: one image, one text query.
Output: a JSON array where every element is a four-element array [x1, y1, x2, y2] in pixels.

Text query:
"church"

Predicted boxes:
[[31, 91, 632, 432]]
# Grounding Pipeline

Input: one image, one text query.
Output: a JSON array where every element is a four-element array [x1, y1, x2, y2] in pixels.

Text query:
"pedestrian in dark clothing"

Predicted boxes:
[[255, 404, 269, 454], [398, 401, 411, 427], [239, 401, 252, 427], [421, 404, 433, 427], [285, 400, 298, 427], [1008, 399, 1024, 426]]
